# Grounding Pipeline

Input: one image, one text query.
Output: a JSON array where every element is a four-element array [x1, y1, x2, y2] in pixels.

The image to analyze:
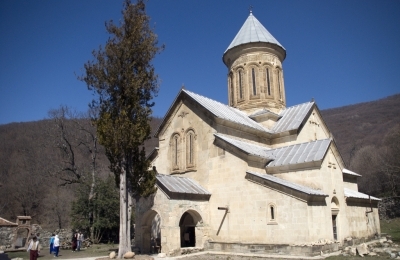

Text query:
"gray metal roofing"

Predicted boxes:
[[225, 12, 284, 53], [156, 174, 211, 196], [248, 108, 280, 118], [246, 171, 327, 196], [184, 89, 271, 132], [214, 133, 331, 168], [266, 138, 331, 168], [343, 168, 362, 177], [214, 133, 273, 159], [272, 102, 314, 133], [156, 89, 314, 138], [344, 188, 380, 201]]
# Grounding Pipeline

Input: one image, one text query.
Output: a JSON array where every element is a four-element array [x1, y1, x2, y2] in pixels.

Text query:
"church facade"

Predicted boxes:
[[135, 12, 380, 256]]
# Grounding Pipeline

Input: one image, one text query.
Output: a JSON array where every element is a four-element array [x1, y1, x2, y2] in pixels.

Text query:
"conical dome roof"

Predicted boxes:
[[224, 12, 285, 53]]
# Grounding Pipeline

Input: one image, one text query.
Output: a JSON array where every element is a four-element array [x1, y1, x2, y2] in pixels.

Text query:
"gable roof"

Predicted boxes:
[[0, 217, 18, 226], [225, 12, 285, 53], [154, 89, 273, 137], [155, 89, 316, 140], [266, 138, 331, 169], [344, 188, 380, 201], [246, 171, 327, 197], [249, 108, 281, 120], [214, 133, 273, 159], [184, 89, 271, 132], [272, 102, 315, 134], [156, 174, 211, 201], [214, 133, 331, 171]]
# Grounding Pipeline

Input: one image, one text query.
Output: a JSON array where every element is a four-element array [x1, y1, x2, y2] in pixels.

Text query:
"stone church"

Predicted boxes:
[[135, 12, 380, 256]]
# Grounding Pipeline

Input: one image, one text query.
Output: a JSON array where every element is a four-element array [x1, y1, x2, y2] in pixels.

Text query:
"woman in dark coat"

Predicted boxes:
[[71, 233, 78, 251]]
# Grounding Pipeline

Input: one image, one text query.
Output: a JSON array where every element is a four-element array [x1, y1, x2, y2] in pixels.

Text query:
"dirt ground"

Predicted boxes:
[[95, 256, 154, 260]]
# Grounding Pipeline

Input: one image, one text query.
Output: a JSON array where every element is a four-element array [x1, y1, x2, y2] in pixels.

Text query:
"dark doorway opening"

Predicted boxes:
[[332, 215, 337, 240], [179, 212, 196, 247], [14, 228, 30, 248], [141, 210, 161, 254]]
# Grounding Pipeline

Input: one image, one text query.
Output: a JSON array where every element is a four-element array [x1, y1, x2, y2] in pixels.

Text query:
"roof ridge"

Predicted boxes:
[[182, 89, 271, 133], [280, 101, 314, 112], [183, 89, 246, 114]]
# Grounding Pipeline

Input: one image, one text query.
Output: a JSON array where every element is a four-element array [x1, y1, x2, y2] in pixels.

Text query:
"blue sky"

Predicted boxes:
[[1, 1, 399, 125]]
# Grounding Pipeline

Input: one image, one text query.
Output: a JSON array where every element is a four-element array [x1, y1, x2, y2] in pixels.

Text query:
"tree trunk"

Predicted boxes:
[[118, 169, 131, 258]]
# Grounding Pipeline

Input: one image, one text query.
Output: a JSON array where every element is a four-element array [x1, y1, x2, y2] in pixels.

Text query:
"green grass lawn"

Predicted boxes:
[[381, 217, 400, 242]]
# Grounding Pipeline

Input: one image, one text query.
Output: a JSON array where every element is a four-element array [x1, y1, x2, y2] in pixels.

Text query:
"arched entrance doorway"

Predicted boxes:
[[141, 210, 161, 254], [331, 197, 339, 241], [14, 228, 30, 248], [179, 210, 202, 248]]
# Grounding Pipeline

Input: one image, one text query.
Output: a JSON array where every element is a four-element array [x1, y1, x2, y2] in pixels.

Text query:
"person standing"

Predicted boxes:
[[27, 236, 40, 260], [49, 233, 55, 254], [77, 231, 84, 251], [71, 233, 77, 251], [53, 235, 60, 257]]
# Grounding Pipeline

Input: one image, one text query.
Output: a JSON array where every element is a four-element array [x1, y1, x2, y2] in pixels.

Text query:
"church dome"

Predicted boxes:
[[224, 11, 285, 54], [223, 12, 287, 114], [223, 12, 286, 66]]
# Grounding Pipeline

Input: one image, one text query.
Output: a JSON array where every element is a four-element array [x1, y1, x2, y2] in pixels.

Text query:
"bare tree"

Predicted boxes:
[[41, 184, 73, 229], [351, 145, 383, 196], [47, 105, 106, 239], [7, 157, 48, 219], [381, 125, 400, 196]]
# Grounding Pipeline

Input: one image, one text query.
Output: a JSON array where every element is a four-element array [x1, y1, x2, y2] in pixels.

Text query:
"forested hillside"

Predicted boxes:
[[321, 94, 400, 197], [0, 112, 162, 230], [0, 94, 399, 229], [321, 94, 400, 165]]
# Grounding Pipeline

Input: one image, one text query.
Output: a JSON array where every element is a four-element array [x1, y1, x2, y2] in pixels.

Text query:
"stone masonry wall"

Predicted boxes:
[[0, 224, 72, 250]]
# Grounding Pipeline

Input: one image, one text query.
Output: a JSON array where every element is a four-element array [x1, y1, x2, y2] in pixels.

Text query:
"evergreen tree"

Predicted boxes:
[[71, 176, 120, 243], [80, 0, 161, 257]]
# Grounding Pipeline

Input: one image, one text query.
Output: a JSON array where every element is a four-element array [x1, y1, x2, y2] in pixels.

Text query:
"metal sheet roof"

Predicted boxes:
[[344, 188, 380, 201], [225, 12, 284, 53], [214, 133, 331, 168], [156, 174, 211, 201], [266, 138, 331, 168], [272, 102, 314, 133], [184, 89, 271, 133], [214, 133, 273, 159], [249, 108, 280, 118], [246, 171, 327, 196], [156, 89, 317, 138], [343, 168, 362, 177]]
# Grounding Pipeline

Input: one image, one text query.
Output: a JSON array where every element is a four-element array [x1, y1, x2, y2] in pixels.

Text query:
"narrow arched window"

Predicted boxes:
[[266, 68, 271, 96], [268, 203, 277, 224], [175, 136, 178, 166], [277, 70, 282, 99], [189, 134, 193, 163], [186, 130, 196, 168], [238, 70, 243, 100], [270, 206, 275, 220], [252, 68, 257, 95], [171, 133, 180, 170], [229, 74, 234, 105]]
